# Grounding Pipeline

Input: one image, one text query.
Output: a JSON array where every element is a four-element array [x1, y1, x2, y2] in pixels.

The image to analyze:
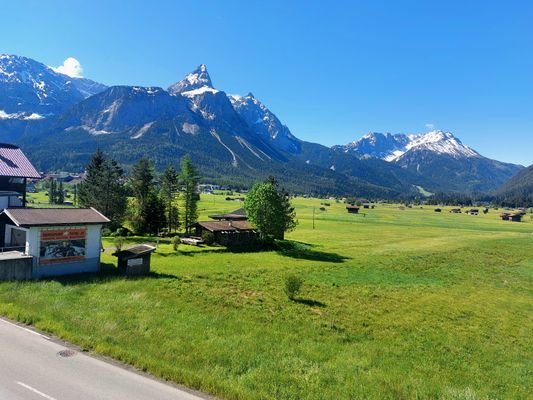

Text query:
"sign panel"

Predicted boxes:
[[127, 258, 143, 267], [39, 229, 87, 265]]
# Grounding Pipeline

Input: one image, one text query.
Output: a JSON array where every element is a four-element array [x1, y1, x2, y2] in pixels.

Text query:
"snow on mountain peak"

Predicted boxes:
[[405, 130, 479, 158], [168, 64, 214, 95], [341, 130, 480, 161]]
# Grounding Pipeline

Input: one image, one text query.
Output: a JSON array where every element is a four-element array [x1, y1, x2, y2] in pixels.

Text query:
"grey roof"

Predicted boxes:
[[114, 244, 156, 260], [208, 208, 248, 221], [0, 143, 41, 179], [1, 207, 110, 227]]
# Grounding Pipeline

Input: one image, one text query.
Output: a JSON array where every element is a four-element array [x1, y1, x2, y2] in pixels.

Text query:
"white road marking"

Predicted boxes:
[[0, 318, 50, 340], [16, 381, 57, 400]]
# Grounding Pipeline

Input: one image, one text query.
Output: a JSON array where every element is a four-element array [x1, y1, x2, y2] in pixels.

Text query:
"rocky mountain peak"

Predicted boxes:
[[168, 64, 214, 95]]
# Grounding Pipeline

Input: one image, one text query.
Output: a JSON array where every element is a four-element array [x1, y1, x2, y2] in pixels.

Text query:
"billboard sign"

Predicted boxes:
[[39, 229, 87, 265]]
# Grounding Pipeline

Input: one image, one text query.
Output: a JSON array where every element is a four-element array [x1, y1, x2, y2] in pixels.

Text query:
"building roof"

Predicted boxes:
[[208, 208, 248, 221], [0, 143, 41, 179], [114, 244, 156, 260], [0, 207, 110, 227], [195, 220, 254, 232]]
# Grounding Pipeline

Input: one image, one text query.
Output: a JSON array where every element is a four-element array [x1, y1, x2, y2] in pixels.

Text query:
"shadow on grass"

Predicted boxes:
[[48, 263, 179, 286], [292, 298, 327, 307], [218, 240, 349, 263], [275, 240, 350, 263]]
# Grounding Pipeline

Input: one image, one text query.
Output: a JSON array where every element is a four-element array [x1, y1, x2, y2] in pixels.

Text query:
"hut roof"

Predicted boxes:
[[0, 143, 41, 179], [208, 208, 248, 221], [194, 220, 254, 233], [0, 207, 110, 227], [114, 244, 156, 260]]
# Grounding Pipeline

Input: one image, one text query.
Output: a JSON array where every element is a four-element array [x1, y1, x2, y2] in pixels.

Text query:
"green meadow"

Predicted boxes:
[[0, 196, 532, 399]]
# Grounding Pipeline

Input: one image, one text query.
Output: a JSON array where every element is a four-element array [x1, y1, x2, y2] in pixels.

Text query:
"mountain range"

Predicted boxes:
[[0, 54, 525, 197]]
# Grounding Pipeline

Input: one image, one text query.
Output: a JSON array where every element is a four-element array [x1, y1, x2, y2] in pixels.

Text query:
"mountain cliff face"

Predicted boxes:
[[229, 93, 301, 154], [0, 54, 106, 117], [0, 55, 523, 196]]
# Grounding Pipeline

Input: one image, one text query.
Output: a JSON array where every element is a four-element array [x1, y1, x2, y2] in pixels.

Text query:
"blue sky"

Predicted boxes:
[[2, 0, 532, 165]]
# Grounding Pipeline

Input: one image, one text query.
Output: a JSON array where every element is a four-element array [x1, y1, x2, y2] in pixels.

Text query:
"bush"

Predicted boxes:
[[284, 274, 303, 300], [172, 236, 180, 251], [114, 237, 125, 252], [201, 231, 215, 245]]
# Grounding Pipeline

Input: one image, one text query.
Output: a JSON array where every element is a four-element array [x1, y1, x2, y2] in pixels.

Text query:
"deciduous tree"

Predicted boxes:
[[244, 176, 297, 240]]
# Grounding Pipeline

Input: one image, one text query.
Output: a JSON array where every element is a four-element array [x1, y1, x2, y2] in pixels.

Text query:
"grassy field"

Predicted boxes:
[[0, 196, 532, 399]]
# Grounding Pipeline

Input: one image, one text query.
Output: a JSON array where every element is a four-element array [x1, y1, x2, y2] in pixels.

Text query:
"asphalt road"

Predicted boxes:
[[0, 318, 206, 400]]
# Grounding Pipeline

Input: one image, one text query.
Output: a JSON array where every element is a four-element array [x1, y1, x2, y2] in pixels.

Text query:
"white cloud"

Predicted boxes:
[[53, 57, 83, 78], [425, 123, 435, 130]]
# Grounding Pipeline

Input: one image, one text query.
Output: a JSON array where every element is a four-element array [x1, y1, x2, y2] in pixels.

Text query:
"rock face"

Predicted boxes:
[[229, 93, 301, 154], [0, 54, 107, 118]]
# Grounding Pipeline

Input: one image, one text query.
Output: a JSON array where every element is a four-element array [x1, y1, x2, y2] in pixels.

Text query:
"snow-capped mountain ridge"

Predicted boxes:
[[403, 130, 479, 159], [0, 54, 107, 117], [341, 130, 480, 162]]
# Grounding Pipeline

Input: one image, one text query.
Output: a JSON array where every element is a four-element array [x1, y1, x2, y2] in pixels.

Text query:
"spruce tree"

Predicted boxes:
[[48, 179, 56, 204], [130, 158, 166, 234], [179, 155, 200, 234], [57, 181, 64, 204], [78, 150, 127, 229], [161, 166, 179, 232]]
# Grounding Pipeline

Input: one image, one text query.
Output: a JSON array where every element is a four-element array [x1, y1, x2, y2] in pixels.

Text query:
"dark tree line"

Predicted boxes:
[[78, 150, 200, 234]]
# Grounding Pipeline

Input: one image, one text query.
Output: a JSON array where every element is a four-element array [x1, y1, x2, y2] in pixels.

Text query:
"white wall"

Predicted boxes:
[[27, 224, 104, 277]]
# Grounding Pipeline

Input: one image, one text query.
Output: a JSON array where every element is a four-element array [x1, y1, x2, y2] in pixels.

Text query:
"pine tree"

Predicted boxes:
[[57, 181, 64, 204], [179, 155, 200, 234], [130, 158, 166, 234], [161, 166, 179, 232], [48, 179, 56, 204], [78, 150, 127, 229]]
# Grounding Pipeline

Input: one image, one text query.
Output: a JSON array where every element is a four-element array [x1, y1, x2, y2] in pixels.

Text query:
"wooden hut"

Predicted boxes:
[[190, 220, 258, 246], [346, 205, 360, 214]]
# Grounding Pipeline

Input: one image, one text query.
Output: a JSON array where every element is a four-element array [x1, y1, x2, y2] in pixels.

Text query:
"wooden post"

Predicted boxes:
[[312, 207, 315, 230]]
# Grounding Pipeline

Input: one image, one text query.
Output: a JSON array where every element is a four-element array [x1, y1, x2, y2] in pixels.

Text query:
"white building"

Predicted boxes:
[[0, 208, 109, 278]]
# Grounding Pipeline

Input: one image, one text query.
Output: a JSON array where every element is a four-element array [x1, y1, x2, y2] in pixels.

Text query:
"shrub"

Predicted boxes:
[[284, 274, 303, 300], [202, 231, 215, 245], [113, 237, 125, 252], [172, 236, 180, 251]]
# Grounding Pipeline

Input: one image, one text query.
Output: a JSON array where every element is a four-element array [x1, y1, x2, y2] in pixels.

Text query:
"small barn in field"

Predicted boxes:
[[346, 205, 360, 214], [500, 212, 525, 222], [190, 220, 258, 246]]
